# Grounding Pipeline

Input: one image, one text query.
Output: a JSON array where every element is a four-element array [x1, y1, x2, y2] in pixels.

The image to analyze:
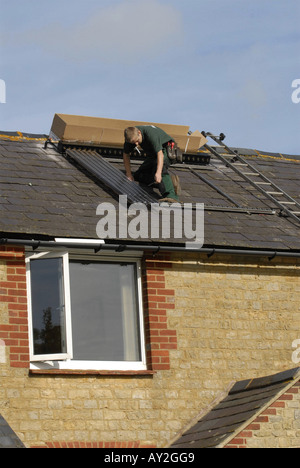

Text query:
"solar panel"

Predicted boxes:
[[66, 149, 158, 204]]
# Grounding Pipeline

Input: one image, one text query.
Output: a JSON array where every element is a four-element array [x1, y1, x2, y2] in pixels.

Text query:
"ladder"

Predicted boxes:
[[201, 132, 300, 224]]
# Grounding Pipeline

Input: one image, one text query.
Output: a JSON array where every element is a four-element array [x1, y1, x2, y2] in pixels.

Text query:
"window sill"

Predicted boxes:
[[29, 369, 156, 376]]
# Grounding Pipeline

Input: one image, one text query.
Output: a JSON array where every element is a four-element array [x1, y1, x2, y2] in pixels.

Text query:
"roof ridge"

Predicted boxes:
[[0, 131, 47, 142], [229, 367, 300, 395]]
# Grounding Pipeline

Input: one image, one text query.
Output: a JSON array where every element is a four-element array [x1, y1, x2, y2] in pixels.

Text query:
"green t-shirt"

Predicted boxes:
[[124, 125, 173, 157]]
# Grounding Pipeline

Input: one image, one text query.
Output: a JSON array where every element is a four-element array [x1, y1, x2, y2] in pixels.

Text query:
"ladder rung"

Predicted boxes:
[[292, 212, 300, 215], [243, 172, 260, 176], [255, 182, 272, 185], [266, 192, 283, 195], [233, 163, 248, 166], [280, 202, 296, 205]]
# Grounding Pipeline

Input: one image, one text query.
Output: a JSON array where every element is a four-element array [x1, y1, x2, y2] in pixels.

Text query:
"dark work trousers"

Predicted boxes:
[[133, 149, 178, 200]]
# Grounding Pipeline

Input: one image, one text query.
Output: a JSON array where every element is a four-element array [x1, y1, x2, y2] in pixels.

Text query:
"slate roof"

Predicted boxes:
[[170, 367, 300, 449], [0, 414, 25, 448], [0, 131, 300, 250]]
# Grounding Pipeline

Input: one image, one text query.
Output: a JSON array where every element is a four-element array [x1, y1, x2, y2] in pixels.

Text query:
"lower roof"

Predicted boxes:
[[0, 414, 25, 448], [170, 367, 300, 448]]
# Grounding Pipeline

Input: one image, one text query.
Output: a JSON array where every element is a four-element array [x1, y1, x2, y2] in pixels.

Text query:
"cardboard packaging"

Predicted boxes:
[[50, 114, 207, 153]]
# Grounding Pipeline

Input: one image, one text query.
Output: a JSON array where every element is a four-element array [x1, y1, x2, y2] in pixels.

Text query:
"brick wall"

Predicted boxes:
[[142, 255, 177, 370], [0, 246, 29, 368], [32, 440, 156, 448], [0, 249, 300, 448], [225, 379, 300, 448]]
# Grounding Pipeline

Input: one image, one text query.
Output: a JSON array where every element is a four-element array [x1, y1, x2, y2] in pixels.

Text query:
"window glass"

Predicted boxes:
[[69, 261, 141, 362], [30, 257, 66, 356]]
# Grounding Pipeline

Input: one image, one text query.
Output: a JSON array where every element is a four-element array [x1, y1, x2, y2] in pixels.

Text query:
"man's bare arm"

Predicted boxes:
[[123, 152, 134, 181], [155, 150, 164, 184]]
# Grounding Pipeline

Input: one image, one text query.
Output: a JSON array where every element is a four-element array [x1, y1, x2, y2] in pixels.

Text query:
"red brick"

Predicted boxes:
[[10, 332, 28, 339], [286, 388, 298, 394], [16, 267, 26, 274], [261, 408, 277, 415], [151, 349, 169, 357], [245, 423, 260, 431], [7, 260, 25, 266], [238, 431, 252, 438], [0, 324, 18, 331], [229, 438, 244, 445], [150, 323, 168, 330], [0, 281, 17, 288], [147, 329, 159, 336], [277, 394, 293, 401], [17, 297, 27, 304], [6, 267, 16, 274], [271, 401, 286, 409], [148, 309, 166, 316], [9, 317, 27, 325], [8, 303, 28, 311], [161, 356, 170, 364], [148, 316, 159, 322], [253, 415, 269, 423], [147, 282, 166, 289], [145, 269, 164, 275], [7, 275, 26, 282], [157, 302, 175, 309], [10, 361, 29, 368], [0, 295, 16, 302], [151, 336, 169, 343], [153, 363, 170, 370], [159, 329, 177, 336], [10, 346, 29, 354], [162, 343, 177, 350], [157, 289, 175, 296], [8, 288, 27, 296], [148, 295, 166, 303]]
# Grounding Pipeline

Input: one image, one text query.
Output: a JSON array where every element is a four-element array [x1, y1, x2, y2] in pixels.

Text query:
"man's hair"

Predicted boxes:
[[124, 126, 139, 142]]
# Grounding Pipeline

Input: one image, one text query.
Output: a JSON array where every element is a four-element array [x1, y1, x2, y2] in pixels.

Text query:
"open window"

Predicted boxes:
[[26, 251, 146, 371]]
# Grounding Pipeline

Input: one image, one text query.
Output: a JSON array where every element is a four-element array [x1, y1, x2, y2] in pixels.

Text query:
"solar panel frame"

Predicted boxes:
[[66, 149, 158, 205]]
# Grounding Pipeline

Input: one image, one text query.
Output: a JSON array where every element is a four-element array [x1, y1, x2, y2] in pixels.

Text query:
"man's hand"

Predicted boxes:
[[155, 172, 162, 184], [126, 174, 134, 181]]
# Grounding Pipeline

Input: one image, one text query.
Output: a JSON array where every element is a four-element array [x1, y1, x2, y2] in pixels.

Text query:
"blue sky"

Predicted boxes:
[[0, 0, 299, 154]]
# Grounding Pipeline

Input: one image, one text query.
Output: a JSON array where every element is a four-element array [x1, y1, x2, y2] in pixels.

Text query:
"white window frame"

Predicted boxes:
[[26, 250, 73, 362], [26, 250, 146, 371]]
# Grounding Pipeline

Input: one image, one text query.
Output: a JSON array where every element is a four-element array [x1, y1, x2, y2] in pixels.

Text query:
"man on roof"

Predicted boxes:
[[123, 125, 180, 202]]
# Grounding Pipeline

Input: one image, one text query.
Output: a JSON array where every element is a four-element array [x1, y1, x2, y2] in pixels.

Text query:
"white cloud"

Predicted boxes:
[[18, 0, 183, 64], [238, 79, 268, 124]]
